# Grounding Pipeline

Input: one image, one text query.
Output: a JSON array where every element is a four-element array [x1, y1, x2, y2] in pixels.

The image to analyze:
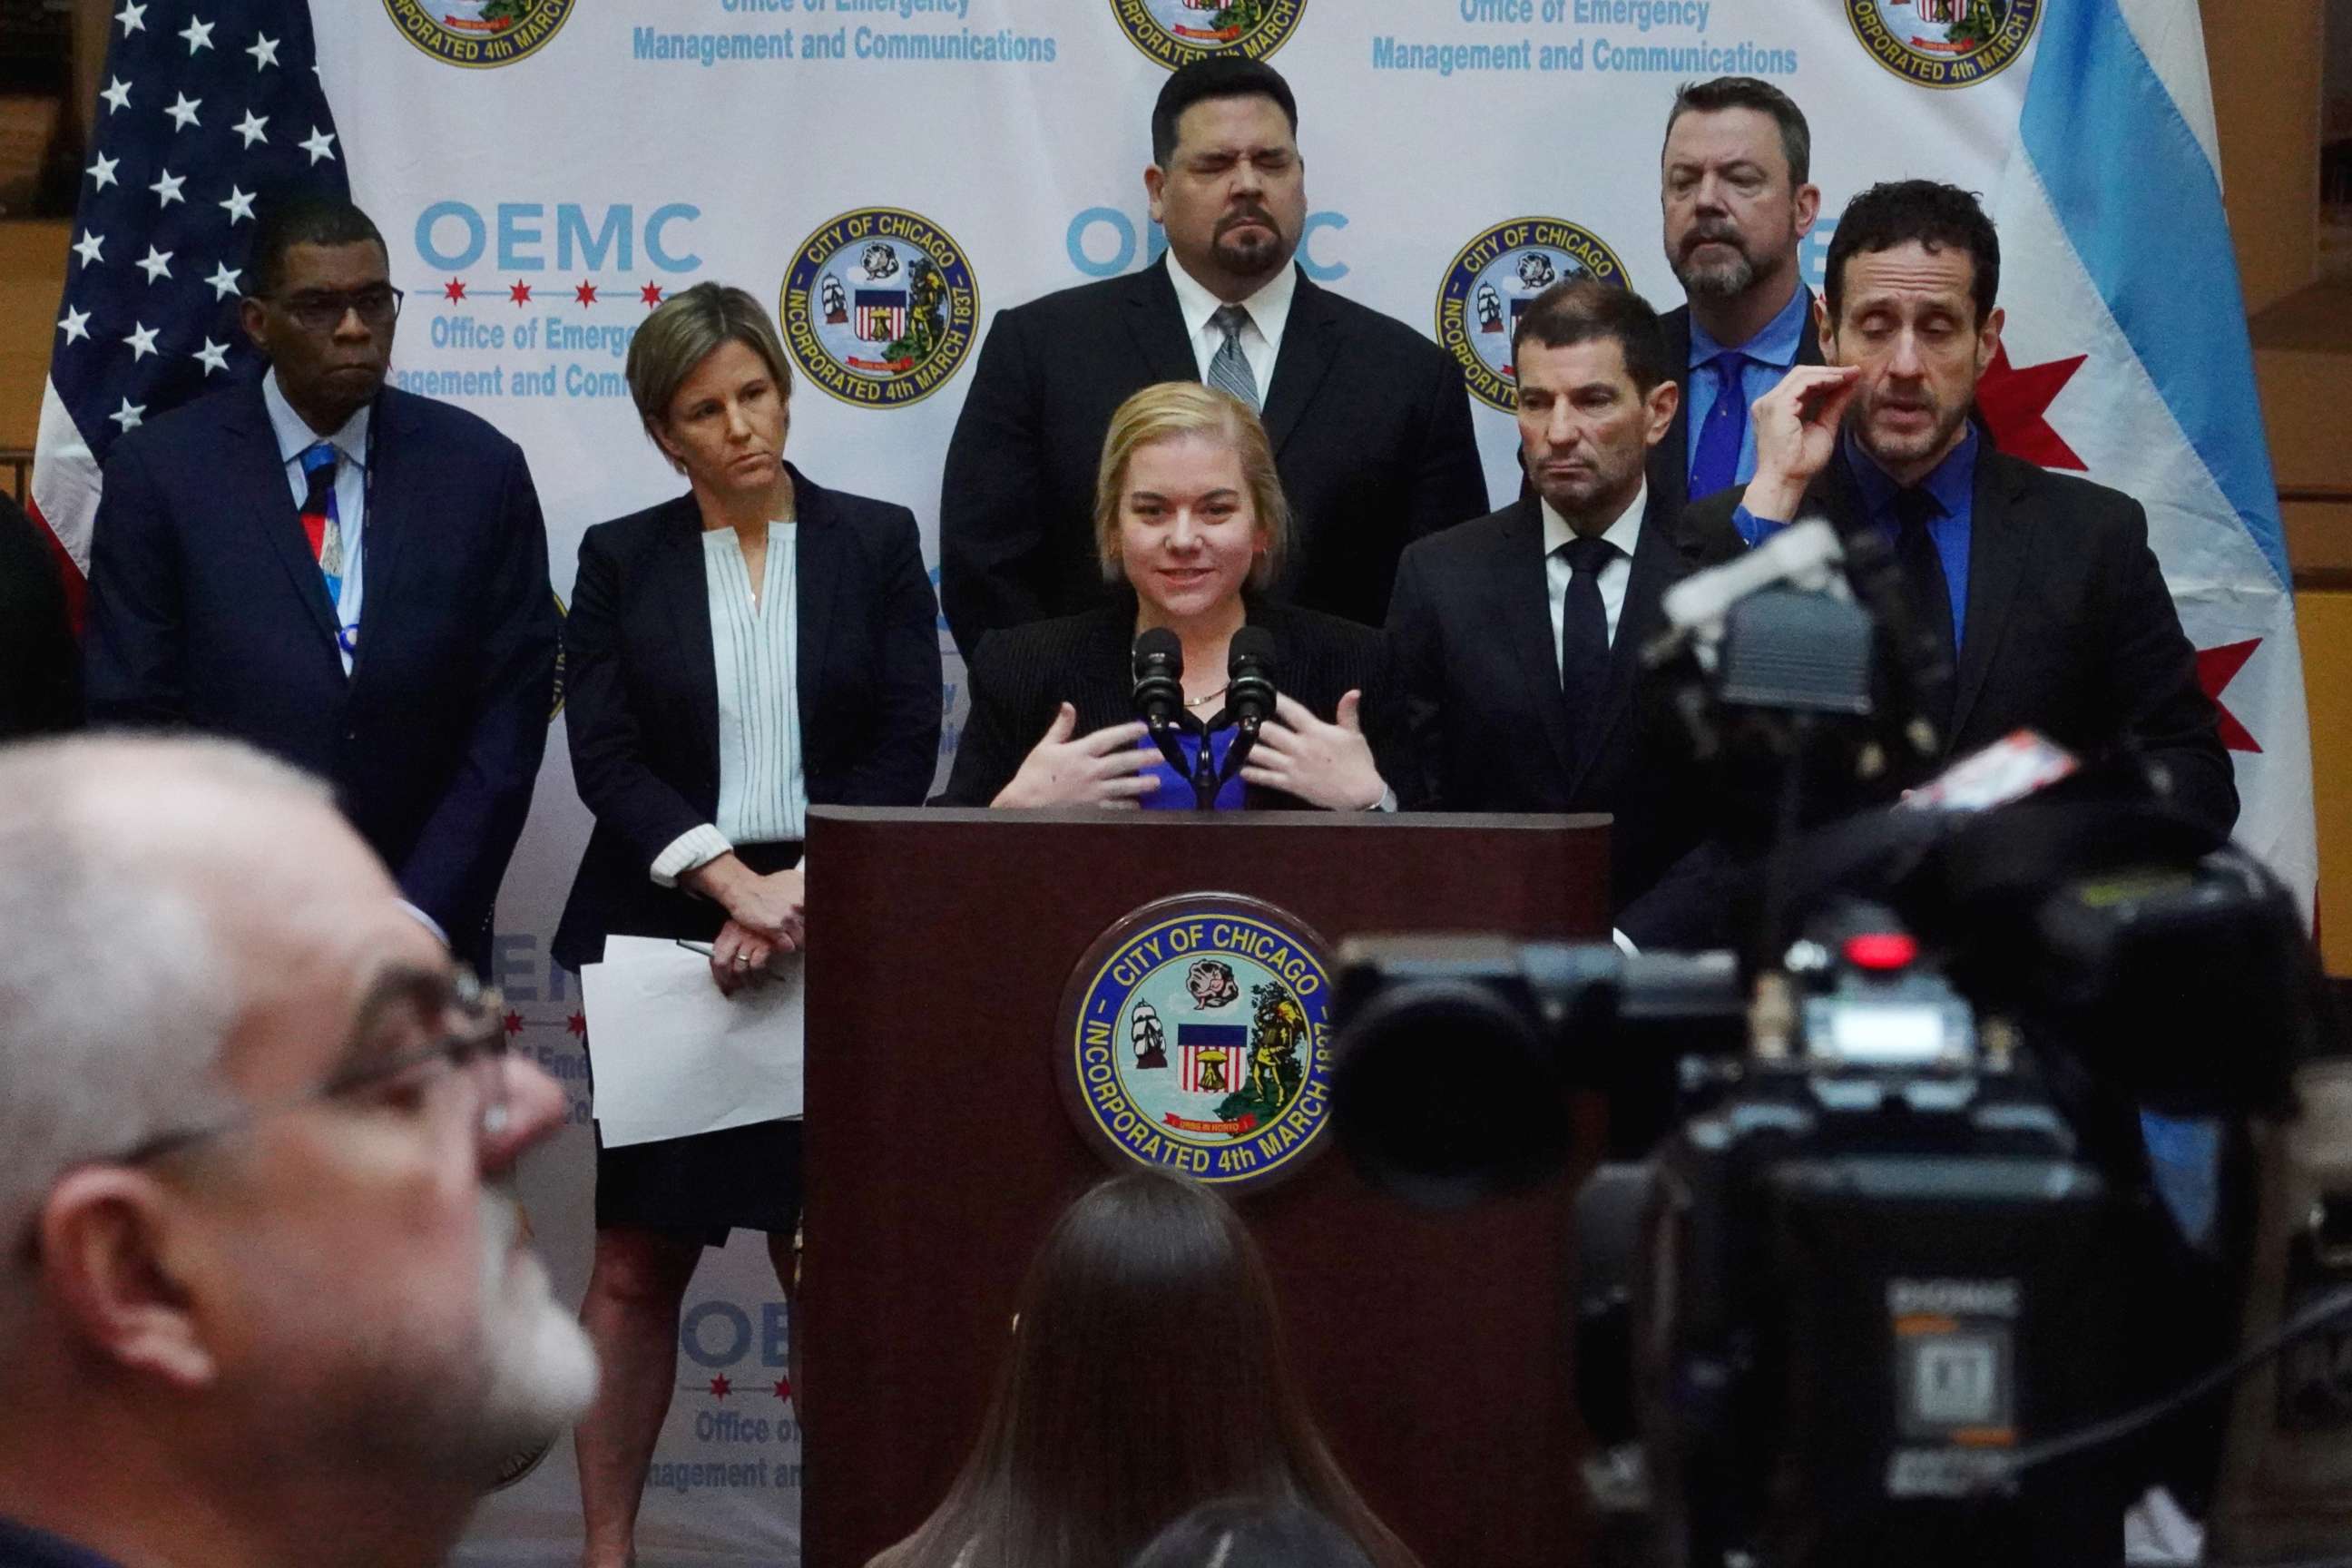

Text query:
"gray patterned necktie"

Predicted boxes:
[[1206, 303, 1259, 411]]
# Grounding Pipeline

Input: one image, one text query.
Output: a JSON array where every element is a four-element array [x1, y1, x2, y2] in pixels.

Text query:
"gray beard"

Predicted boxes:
[[1677, 250, 1759, 299]]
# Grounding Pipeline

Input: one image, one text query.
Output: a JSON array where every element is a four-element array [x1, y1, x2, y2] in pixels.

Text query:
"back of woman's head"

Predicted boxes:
[[870, 1171, 1419, 1568], [1129, 1498, 1377, 1568]]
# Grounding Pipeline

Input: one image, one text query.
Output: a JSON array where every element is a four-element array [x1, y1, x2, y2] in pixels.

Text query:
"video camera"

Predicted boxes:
[[1327, 524, 2351, 1567]]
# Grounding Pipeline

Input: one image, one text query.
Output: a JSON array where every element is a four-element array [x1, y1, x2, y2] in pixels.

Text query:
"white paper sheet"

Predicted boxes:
[[577, 936, 804, 1149]]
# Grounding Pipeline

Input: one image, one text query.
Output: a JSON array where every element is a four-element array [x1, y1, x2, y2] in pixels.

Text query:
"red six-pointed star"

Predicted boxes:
[[772, 1377, 793, 1403], [709, 1375, 732, 1398], [508, 279, 533, 307], [567, 1012, 587, 1037], [1975, 342, 2089, 472], [2196, 639, 2264, 753], [442, 278, 466, 303], [574, 279, 598, 308], [641, 280, 665, 308], [502, 1010, 524, 1038]]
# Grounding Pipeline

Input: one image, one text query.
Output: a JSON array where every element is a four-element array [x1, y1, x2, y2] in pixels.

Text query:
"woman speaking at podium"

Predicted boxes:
[[937, 382, 1397, 811], [551, 282, 942, 1568]]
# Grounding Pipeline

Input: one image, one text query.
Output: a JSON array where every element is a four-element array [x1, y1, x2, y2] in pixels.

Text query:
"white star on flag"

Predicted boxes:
[[122, 323, 159, 361], [232, 111, 268, 147], [109, 399, 146, 433], [87, 153, 119, 190], [248, 33, 279, 68], [72, 231, 104, 266], [99, 76, 131, 113], [299, 126, 337, 165], [179, 15, 215, 54], [115, 2, 144, 34], [136, 246, 173, 283], [193, 338, 230, 375], [205, 261, 242, 299], [165, 93, 202, 132], [220, 186, 256, 223], [58, 308, 91, 345], [148, 169, 185, 207]]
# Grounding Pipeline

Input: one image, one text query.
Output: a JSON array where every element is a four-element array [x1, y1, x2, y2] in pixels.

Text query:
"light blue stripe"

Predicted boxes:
[[2017, 0, 2288, 588]]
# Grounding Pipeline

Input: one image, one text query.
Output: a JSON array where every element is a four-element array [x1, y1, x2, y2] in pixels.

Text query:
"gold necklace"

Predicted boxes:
[[1185, 684, 1230, 708]]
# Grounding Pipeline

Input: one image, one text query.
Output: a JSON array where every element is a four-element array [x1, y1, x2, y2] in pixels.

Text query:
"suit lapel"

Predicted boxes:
[[1494, 498, 1578, 785], [658, 505, 722, 768], [1123, 261, 1203, 387], [1947, 446, 2029, 746], [789, 466, 839, 736], [1573, 489, 1675, 791], [1259, 270, 1338, 456], [227, 384, 343, 656], [349, 391, 415, 687]]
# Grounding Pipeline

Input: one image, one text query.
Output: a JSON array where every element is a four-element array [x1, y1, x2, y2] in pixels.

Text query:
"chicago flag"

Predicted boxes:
[[1985, 0, 2316, 911]]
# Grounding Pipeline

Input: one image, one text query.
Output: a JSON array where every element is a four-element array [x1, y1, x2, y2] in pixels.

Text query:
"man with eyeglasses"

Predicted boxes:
[[83, 193, 560, 975], [0, 734, 597, 1568]]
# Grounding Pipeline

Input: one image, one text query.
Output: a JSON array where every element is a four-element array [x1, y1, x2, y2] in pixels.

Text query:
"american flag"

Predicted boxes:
[[29, 0, 348, 617], [853, 289, 907, 344]]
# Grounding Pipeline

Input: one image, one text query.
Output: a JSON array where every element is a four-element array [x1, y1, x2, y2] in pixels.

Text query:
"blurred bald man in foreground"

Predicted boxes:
[[0, 736, 597, 1568]]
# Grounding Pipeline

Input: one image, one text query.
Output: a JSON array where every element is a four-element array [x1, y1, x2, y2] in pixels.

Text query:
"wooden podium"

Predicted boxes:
[[801, 808, 1611, 1568]]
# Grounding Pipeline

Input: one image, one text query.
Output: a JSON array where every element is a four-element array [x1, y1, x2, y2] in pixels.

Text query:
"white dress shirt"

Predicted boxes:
[[1542, 479, 1646, 673], [1164, 257, 1295, 399], [260, 368, 369, 675]]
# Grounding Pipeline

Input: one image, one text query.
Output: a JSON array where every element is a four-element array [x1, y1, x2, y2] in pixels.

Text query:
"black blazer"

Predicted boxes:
[[1386, 488, 1743, 914], [1649, 296, 1826, 522], [1685, 443, 2238, 837], [553, 465, 943, 969], [935, 595, 1399, 810], [83, 380, 558, 963], [938, 258, 1489, 656], [0, 492, 78, 740]]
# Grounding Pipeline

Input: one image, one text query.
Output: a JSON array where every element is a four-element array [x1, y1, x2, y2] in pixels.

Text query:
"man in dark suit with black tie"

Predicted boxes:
[[83, 195, 559, 970], [1387, 279, 1741, 932], [1688, 180, 2236, 837], [1655, 76, 1825, 528], [939, 55, 1487, 657]]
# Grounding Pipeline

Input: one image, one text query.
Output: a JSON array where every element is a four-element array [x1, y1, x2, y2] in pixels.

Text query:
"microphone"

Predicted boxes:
[[1227, 627, 1279, 733], [1132, 628, 1185, 731]]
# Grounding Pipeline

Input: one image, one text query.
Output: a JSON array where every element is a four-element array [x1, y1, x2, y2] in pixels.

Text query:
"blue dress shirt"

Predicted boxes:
[[1685, 282, 1814, 495], [1734, 425, 1980, 650]]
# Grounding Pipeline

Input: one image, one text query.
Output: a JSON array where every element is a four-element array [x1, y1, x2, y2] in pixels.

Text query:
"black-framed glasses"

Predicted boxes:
[[114, 965, 510, 1168], [274, 285, 404, 334]]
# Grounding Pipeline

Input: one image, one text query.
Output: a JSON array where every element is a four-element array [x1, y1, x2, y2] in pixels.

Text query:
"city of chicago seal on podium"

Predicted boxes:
[[383, 0, 574, 68], [1846, 0, 2040, 90], [1436, 217, 1629, 414], [1109, 0, 1308, 70], [779, 209, 980, 411], [1056, 894, 1335, 1192]]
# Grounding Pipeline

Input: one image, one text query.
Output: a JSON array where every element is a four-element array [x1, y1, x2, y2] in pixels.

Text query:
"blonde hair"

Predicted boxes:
[[624, 282, 794, 467], [1093, 383, 1290, 591]]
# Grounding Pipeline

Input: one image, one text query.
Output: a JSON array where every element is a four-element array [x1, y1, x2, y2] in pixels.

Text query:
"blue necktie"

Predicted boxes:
[[1688, 350, 1749, 502], [298, 441, 344, 603]]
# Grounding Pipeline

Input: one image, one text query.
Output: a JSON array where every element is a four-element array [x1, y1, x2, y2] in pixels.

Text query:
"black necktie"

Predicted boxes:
[[1559, 534, 1616, 762], [1892, 487, 1956, 736]]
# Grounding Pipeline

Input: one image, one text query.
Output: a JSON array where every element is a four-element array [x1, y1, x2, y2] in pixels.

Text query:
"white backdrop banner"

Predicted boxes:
[[301, 1, 2294, 1561]]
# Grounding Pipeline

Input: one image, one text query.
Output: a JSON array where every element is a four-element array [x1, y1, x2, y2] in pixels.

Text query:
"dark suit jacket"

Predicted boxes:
[[935, 594, 1398, 810], [1386, 487, 1743, 916], [0, 491, 79, 740], [553, 466, 942, 970], [1649, 296, 1826, 523], [938, 258, 1488, 655], [83, 380, 558, 962], [1685, 443, 2238, 837]]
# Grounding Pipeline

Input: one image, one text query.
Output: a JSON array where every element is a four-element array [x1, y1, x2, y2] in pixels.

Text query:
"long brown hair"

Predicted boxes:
[[867, 1171, 1421, 1568]]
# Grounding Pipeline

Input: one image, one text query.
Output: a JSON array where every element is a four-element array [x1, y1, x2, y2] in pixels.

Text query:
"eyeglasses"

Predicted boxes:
[[115, 965, 511, 1167], [273, 285, 405, 334]]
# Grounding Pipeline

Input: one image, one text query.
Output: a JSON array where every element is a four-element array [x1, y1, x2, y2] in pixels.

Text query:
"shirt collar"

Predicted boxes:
[[1165, 256, 1298, 354], [1542, 477, 1647, 562], [1845, 421, 1978, 519], [1688, 279, 1813, 369], [261, 367, 371, 470]]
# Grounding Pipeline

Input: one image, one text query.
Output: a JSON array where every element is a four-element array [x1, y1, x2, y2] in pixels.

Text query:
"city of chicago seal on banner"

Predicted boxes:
[[1057, 895, 1335, 1191], [1110, 0, 1307, 69], [383, 0, 574, 68], [1436, 217, 1629, 414], [779, 209, 980, 410], [1847, 0, 2040, 89]]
